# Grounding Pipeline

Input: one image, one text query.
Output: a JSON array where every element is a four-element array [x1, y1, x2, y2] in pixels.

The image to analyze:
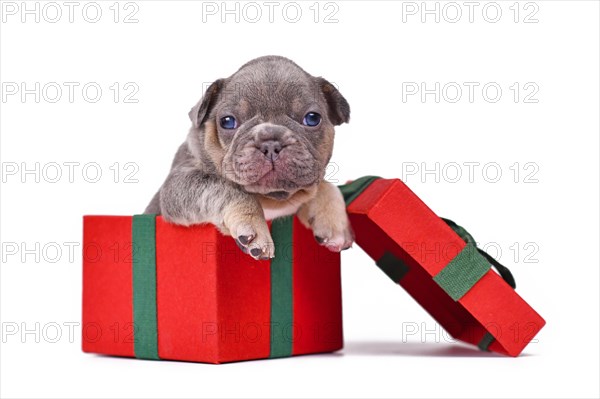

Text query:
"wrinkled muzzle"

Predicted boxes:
[[224, 123, 321, 193]]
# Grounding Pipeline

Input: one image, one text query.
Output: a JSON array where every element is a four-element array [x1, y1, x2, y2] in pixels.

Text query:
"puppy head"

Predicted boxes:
[[187, 55, 350, 200]]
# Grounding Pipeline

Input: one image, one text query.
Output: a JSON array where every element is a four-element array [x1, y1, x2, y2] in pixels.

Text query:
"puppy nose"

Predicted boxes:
[[259, 140, 282, 161]]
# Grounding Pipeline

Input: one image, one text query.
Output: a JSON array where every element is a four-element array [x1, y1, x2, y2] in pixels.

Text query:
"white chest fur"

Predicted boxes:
[[262, 201, 301, 221]]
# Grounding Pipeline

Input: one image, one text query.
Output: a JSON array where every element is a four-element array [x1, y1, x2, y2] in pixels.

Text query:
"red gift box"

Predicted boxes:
[[340, 176, 545, 356], [82, 215, 342, 364]]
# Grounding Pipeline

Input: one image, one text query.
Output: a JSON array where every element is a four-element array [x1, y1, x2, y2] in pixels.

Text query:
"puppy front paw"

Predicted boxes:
[[310, 216, 354, 253], [224, 212, 275, 260], [297, 182, 354, 253]]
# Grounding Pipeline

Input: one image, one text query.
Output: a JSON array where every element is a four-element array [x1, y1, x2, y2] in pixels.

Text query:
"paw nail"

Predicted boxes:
[[250, 248, 262, 257], [237, 235, 252, 245], [315, 235, 328, 244], [258, 255, 270, 261]]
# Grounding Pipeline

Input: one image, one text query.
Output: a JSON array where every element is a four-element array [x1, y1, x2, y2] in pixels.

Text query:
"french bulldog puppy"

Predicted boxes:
[[144, 55, 353, 260]]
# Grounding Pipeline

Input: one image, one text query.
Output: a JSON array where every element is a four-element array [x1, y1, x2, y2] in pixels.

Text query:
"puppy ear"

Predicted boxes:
[[316, 77, 350, 126], [188, 79, 224, 128]]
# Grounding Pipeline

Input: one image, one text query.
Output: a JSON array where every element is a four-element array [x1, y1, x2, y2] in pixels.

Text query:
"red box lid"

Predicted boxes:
[[346, 178, 546, 356]]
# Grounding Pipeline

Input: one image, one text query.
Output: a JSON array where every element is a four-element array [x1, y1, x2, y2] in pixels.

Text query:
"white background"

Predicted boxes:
[[1, 1, 599, 398]]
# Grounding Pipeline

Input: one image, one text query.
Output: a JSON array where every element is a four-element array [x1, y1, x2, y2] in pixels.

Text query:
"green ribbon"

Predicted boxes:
[[477, 332, 495, 352], [339, 175, 381, 205], [132, 214, 160, 360], [433, 243, 491, 301], [376, 251, 410, 283], [269, 216, 294, 358]]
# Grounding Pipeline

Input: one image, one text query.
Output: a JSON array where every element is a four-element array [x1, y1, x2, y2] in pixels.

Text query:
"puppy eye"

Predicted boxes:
[[303, 112, 321, 127], [220, 116, 237, 129]]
